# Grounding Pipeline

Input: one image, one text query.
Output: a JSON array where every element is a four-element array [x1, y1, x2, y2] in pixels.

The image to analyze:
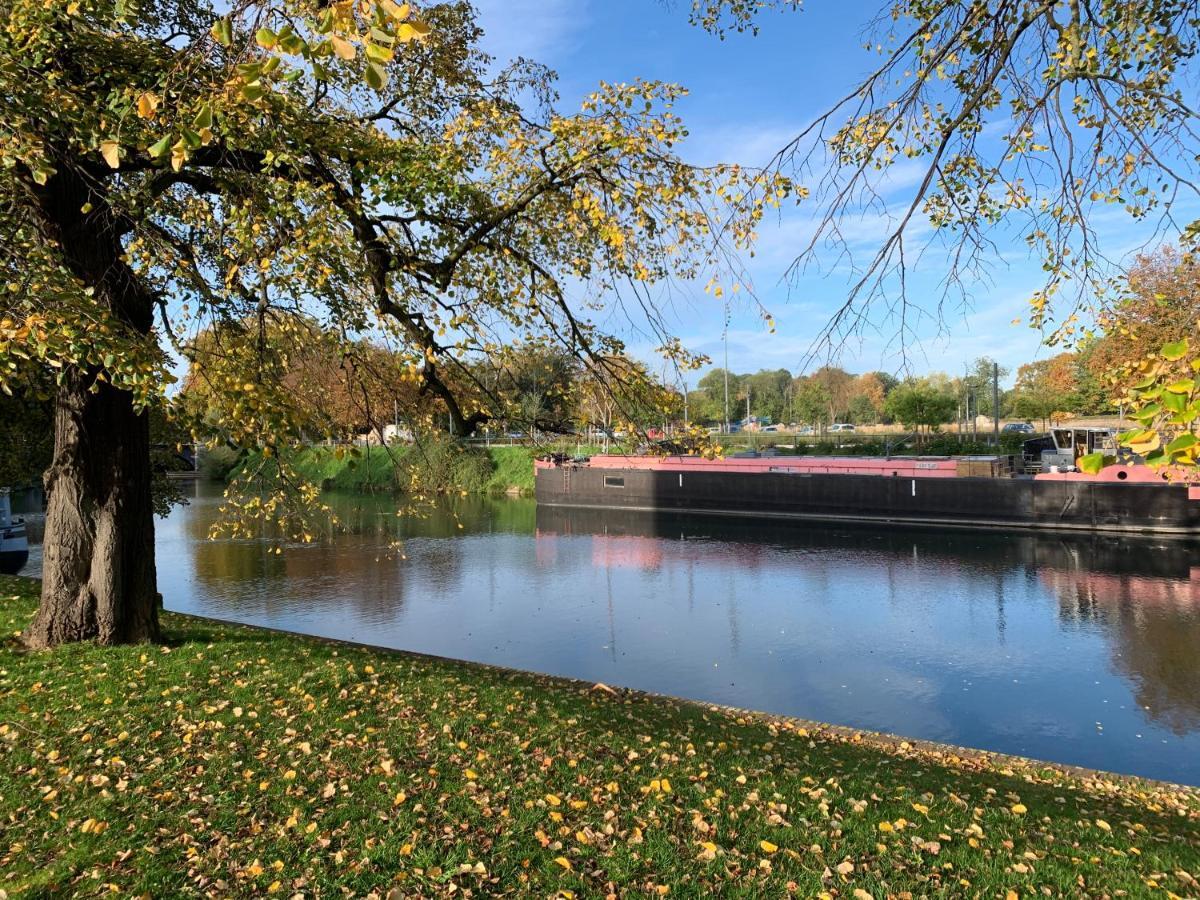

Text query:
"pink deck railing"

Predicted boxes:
[[538, 454, 964, 478]]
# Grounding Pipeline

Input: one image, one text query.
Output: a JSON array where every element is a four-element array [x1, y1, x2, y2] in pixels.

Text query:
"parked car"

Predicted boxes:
[[1002, 422, 1036, 434], [762, 424, 784, 432], [829, 423, 856, 433]]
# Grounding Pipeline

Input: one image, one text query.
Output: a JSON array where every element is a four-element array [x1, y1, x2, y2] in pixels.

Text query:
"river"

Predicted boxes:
[[27, 479, 1200, 785]]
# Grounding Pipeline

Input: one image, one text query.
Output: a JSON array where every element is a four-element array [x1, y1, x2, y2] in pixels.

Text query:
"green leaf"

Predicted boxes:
[[1161, 391, 1187, 414], [255, 27, 278, 49], [1077, 451, 1107, 474], [240, 80, 266, 102], [366, 42, 394, 64], [365, 62, 388, 90], [210, 17, 233, 47], [1144, 447, 1169, 467], [1162, 338, 1189, 361], [192, 103, 213, 130], [180, 127, 202, 149], [1165, 378, 1195, 394], [1166, 433, 1198, 455], [147, 134, 172, 158]]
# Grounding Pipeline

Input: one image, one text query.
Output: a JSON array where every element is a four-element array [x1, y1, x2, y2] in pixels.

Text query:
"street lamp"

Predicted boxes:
[[722, 301, 730, 434]]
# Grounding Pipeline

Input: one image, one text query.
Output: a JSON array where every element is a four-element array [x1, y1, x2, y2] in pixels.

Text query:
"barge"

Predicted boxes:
[[534, 453, 1200, 536]]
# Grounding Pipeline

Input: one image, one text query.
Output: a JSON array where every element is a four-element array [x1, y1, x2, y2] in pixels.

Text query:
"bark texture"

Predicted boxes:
[[23, 372, 159, 647], [21, 158, 160, 647]]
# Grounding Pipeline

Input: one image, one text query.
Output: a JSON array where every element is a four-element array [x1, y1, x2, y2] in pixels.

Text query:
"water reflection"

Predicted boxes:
[[156, 480, 1200, 784]]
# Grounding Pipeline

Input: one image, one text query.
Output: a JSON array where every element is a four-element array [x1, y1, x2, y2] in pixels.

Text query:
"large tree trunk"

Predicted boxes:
[[21, 157, 161, 647], [23, 370, 159, 647]]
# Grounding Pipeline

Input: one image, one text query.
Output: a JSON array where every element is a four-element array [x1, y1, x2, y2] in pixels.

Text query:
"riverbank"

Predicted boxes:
[[3, 576, 1198, 897], [213, 443, 544, 496]]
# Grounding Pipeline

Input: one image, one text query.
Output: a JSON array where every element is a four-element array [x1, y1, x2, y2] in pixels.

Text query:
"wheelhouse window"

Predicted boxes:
[[603, 475, 625, 488]]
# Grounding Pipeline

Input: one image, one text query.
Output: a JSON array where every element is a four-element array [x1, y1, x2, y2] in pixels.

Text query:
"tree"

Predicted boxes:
[[1089, 248, 1200, 396], [1011, 356, 1078, 430], [575, 356, 660, 442], [884, 379, 957, 443], [809, 365, 855, 425], [1, 0, 783, 646], [692, 1, 1200, 363], [485, 342, 581, 436], [697, 368, 742, 427], [846, 371, 888, 424], [792, 376, 832, 431], [743, 368, 792, 423]]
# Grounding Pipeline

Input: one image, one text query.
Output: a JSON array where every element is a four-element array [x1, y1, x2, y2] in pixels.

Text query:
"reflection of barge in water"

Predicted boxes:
[[534, 454, 1200, 536]]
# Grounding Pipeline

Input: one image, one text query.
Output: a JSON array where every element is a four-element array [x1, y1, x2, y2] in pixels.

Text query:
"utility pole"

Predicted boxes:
[[745, 391, 751, 427], [992, 361, 1000, 446], [722, 302, 730, 434]]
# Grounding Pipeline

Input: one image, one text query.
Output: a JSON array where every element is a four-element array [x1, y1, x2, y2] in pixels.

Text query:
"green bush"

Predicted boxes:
[[199, 445, 243, 481]]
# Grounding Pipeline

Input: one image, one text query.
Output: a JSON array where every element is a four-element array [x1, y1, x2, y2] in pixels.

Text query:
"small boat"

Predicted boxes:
[[0, 488, 29, 575]]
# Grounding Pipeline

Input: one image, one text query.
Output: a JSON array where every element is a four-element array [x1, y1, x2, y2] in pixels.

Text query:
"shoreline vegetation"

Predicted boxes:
[[200, 433, 1036, 499], [2, 576, 1198, 897], [205, 443, 550, 497]]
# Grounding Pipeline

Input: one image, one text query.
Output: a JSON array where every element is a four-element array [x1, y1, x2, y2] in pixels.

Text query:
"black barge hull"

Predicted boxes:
[[535, 466, 1200, 536]]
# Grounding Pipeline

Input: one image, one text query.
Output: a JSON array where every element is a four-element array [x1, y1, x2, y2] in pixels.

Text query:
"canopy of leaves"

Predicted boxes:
[[0, 0, 787, 536], [884, 379, 958, 433]]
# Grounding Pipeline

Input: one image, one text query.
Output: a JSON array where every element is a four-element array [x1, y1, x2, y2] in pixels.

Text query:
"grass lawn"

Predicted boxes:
[[2, 575, 1198, 898]]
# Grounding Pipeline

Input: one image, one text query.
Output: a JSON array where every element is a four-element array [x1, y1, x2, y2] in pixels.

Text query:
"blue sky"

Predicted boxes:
[[471, 0, 1179, 387]]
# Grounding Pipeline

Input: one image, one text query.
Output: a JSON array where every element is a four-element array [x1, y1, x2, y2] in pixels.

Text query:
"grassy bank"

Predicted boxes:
[[2, 577, 1198, 898], [214, 444, 544, 496]]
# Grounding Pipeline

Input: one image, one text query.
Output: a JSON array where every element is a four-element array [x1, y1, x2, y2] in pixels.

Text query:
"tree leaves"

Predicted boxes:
[[365, 62, 388, 90], [210, 17, 233, 47], [99, 140, 120, 169], [1162, 338, 1189, 362]]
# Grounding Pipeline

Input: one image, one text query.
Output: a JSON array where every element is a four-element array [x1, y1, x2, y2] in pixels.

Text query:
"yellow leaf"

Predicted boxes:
[[465, 769, 478, 780], [381, 0, 410, 19], [393, 790, 406, 805], [835, 860, 854, 876], [397, 21, 431, 41], [1010, 803, 1027, 815], [553, 856, 572, 871], [330, 34, 356, 60], [99, 140, 120, 169], [544, 793, 561, 806], [759, 840, 778, 854], [136, 91, 159, 119], [1095, 819, 1111, 831]]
